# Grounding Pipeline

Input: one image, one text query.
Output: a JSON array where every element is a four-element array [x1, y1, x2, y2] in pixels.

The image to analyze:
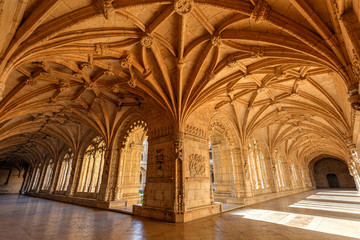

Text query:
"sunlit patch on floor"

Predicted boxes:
[[230, 190, 360, 239]]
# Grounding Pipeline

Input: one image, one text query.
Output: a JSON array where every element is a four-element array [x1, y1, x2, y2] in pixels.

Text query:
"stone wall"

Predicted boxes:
[[313, 158, 356, 188], [0, 168, 25, 194]]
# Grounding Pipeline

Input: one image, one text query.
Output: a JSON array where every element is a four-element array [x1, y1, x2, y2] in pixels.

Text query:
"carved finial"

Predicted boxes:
[[141, 34, 153, 48], [174, 0, 194, 15], [250, 0, 270, 23]]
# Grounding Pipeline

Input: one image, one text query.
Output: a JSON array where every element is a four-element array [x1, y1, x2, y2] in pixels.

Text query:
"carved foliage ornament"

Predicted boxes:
[[250, 46, 264, 58], [112, 83, 121, 93], [250, 0, 270, 23], [155, 148, 165, 177], [352, 49, 360, 82], [120, 53, 133, 69], [26, 77, 37, 86], [174, 0, 194, 15], [189, 154, 205, 177], [102, 0, 114, 20], [128, 77, 137, 88]]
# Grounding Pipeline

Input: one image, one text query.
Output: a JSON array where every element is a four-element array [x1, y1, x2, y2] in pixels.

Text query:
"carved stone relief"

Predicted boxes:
[[189, 154, 205, 177]]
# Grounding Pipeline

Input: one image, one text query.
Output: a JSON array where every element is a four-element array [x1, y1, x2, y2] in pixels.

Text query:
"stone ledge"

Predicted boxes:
[[133, 203, 222, 222], [227, 187, 313, 205]]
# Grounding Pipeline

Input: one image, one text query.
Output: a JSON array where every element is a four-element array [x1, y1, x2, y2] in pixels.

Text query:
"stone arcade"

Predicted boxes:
[[0, 0, 360, 225]]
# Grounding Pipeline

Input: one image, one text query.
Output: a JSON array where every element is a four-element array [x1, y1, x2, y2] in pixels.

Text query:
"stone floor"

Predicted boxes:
[[0, 189, 359, 240]]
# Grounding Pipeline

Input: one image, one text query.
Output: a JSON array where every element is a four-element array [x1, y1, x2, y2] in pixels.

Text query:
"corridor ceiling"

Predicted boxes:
[[0, 0, 359, 168]]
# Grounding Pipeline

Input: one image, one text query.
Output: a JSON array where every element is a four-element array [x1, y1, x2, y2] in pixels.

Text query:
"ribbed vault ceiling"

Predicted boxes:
[[0, 0, 359, 168]]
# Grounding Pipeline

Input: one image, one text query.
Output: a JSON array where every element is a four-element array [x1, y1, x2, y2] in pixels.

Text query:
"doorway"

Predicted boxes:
[[327, 174, 340, 188]]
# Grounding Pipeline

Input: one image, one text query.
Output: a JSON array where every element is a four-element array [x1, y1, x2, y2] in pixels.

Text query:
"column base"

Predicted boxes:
[[213, 191, 233, 203], [133, 203, 222, 222]]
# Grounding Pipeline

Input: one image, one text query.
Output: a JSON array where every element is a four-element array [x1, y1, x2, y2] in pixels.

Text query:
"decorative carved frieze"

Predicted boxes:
[[250, 0, 270, 23], [189, 154, 205, 177], [120, 120, 148, 149], [185, 125, 206, 139], [174, 0, 194, 15], [148, 126, 173, 139]]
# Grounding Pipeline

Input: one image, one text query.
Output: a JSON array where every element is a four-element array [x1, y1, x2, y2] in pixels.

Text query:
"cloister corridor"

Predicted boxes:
[[0, 189, 359, 240]]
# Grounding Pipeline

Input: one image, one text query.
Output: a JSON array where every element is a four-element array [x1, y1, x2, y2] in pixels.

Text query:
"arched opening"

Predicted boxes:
[[208, 124, 235, 202], [312, 158, 355, 188], [77, 136, 106, 196], [31, 164, 42, 191], [117, 120, 148, 205], [56, 149, 73, 193], [42, 159, 54, 190], [274, 149, 285, 189], [139, 138, 148, 202], [327, 174, 340, 188], [247, 140, 269, 194]]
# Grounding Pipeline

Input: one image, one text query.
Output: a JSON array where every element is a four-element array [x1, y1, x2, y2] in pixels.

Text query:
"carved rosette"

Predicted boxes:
[[174, 0, 194, 15], [141, 35, 153, 48], [189, 154, 205, 177]]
